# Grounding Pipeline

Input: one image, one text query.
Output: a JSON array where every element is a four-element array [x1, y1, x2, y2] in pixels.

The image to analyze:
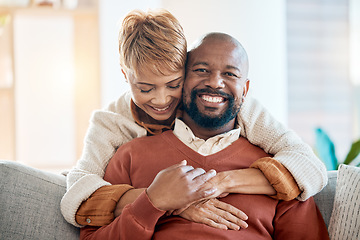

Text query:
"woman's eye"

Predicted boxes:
[[167, 84, 181, 89], [140, 88, 153, 93]]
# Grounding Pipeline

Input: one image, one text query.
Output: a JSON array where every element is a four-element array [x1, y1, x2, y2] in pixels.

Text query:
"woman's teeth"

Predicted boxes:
[[153, 105, 170, 111], [201, 95, 224, 103]]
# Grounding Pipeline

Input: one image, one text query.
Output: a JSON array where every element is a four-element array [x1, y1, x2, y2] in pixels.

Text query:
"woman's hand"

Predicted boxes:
[[177, 198, 248, 230], [200, 169, 276, 197]]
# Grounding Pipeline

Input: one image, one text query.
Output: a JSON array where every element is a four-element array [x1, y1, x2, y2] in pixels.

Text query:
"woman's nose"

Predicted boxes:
[[151, 88, 170, 105]]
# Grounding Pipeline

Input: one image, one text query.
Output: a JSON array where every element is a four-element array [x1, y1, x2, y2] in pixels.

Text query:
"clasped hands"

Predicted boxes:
[[146, 160, 248, 230]]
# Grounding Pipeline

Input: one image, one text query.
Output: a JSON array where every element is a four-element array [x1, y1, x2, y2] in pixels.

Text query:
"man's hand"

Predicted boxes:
[[178, 199, 248, 230], [146, 160, 217, 211]]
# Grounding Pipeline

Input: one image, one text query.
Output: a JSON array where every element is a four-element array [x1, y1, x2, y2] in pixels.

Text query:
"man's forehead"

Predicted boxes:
[[188, 50, 244, 69], [189, 36, 247, 61], [190, 60, 241, 71]]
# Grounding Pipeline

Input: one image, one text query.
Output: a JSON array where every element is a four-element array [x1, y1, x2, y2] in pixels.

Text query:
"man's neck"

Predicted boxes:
[[181, 112, 236, 141]]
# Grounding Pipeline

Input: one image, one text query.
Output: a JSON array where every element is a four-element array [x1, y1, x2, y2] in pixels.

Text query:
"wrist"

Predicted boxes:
[[115, 188, 145, 217], [220, 170, 239, 193], [146, 188, 167, 211], [227, 168, 276, 195]]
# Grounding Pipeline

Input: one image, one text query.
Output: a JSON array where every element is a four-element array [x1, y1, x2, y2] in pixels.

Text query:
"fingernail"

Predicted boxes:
[[209, 169, 216, 176]]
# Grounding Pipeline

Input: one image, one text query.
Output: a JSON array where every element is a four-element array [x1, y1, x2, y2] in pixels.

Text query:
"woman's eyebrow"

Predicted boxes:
[[166, 76, 183, 84], [135, 82, 154, 86], [135, 76, 183, 86]]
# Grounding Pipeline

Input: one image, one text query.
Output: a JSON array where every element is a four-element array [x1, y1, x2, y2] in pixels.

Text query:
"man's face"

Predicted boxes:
[[183, 38, 249, 129]]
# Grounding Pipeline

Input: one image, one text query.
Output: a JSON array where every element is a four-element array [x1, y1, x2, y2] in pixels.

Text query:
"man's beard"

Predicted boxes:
[[183, 88, 241, 130]]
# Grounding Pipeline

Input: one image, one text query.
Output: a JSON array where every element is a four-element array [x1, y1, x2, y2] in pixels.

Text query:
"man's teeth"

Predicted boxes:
[[201, 95, 224, 103], [153, 105, 170, 111]]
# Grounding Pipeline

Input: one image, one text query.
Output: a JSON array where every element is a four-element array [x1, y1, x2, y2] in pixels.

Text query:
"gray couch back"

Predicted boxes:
[[0, 160, 337, 240], [0, 160, 79, 240]]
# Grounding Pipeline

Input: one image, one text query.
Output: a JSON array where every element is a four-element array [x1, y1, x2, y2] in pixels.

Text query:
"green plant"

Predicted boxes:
[[314, 127, 360, 170], [343, 139, 360, 166]]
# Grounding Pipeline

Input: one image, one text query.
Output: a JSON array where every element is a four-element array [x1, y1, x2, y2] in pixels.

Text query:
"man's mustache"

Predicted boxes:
[[191, 88, 233, 100]]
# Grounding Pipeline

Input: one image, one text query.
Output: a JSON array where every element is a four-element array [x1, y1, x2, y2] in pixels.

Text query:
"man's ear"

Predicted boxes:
[[242, 79, 250, 97], [121, 69, 128, 83]]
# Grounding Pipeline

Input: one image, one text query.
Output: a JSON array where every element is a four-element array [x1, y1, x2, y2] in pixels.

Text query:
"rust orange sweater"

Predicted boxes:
[[81, 131, 328, 240]]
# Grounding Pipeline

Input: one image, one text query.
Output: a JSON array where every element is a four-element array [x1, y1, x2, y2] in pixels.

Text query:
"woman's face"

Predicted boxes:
[[125, 68, 184, 122]]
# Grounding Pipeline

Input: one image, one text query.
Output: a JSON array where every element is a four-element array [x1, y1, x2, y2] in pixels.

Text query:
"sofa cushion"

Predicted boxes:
[[0, 160, 79, 240], [328, 164, 360, 240]]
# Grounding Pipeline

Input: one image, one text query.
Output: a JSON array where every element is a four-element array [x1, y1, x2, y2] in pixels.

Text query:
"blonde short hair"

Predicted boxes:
[[119, 9, 187, 77]]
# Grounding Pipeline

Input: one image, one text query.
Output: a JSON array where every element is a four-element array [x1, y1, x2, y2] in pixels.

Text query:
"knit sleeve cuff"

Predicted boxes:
[[75, 184, 134, 226], [127, 191, 166, 229], [250, 157, 301, 201]]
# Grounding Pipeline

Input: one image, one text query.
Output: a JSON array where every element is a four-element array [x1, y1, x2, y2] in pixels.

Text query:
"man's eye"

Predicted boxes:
[[225, 72, 237, 77], [194, 68, 208, 73]]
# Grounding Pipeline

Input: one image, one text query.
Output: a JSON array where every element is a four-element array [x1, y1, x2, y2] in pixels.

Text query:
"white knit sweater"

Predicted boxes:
[[60, 91, 327, 227]]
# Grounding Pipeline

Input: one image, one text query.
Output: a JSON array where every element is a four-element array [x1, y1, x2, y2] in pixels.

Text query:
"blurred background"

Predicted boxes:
[[0, 0, 359, 172]]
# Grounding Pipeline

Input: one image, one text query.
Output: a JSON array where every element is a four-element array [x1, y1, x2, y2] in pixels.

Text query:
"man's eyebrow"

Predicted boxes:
[[226, 65, 241, 72], [191, 62, 209, 67]]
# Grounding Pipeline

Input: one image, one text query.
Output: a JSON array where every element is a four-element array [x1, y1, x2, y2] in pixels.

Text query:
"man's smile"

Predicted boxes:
[[200, 94, 227, 103]]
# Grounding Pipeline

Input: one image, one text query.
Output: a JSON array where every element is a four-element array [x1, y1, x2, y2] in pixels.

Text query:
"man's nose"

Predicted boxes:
[[205, 73, 225, 89]]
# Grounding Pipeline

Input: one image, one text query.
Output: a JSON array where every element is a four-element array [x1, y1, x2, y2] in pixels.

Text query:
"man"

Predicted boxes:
[[80, 33, 329, 239]]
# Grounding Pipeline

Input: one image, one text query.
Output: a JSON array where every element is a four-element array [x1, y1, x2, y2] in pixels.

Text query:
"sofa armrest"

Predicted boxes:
[[0, 160, 79, 240], [313, 170, 337, 228]]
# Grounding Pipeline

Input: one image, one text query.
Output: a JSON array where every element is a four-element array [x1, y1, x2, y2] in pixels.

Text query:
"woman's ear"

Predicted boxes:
[[121, 69, 128, 83]]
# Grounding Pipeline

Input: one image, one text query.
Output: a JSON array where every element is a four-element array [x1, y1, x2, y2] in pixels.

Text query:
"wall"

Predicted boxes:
[[7, 7, 100, 171], [287, 0, 354, 161], [14, 14, 76, 168]]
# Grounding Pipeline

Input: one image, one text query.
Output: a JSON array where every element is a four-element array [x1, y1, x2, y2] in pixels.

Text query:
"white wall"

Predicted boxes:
[[14, 15, 76, 168], [99, 0, 288, 124], [350, 0, 360, 138]]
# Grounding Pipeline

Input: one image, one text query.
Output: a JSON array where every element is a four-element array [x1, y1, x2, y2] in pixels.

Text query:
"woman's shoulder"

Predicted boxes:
[[105, 91, 132, 114]]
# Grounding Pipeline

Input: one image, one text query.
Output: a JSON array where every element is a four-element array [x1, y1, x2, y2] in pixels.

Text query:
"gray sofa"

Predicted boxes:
[[0, 160, 337, 240]]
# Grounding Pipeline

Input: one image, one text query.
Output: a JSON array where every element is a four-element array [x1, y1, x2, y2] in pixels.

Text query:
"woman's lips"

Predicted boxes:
[[148, 101, 174, 115], [151, 105, 170, 112]]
